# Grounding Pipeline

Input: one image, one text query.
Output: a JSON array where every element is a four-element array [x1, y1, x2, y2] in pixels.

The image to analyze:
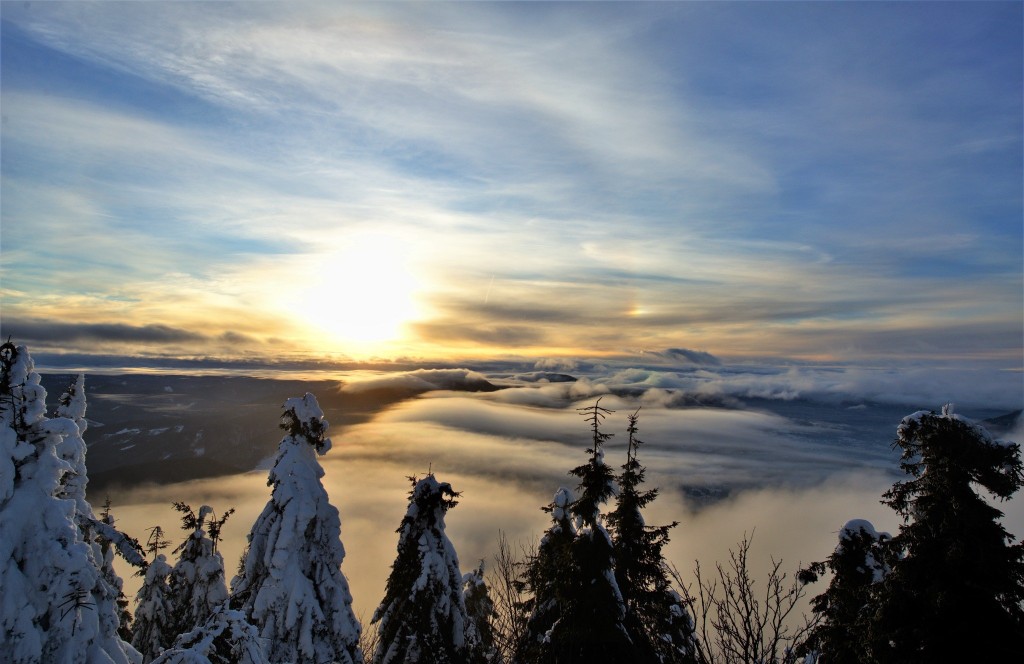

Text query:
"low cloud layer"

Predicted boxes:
[[67, 360, 1020, 626], [339, 369, 496, 395], [562, 361, 1022, 412], [108, 458, 1024, 628]]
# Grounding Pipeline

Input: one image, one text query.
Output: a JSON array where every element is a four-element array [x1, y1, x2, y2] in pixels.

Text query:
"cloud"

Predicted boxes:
[[338, 368, 496, 395], [1, 320, 207, 344], [645, 348, 722, 366], [410, 322, 548, 348], [0, 318, 274, 360], [355, 393, 900, 491], [93, 366, 1023, 628], [3, 2, 771, 196], [2, 4, 1019, 366], [675, 365, 1023, 411], [533, 358, 580, 372], [488, 359, 1019, 413], [105, 456, 1024, 631]]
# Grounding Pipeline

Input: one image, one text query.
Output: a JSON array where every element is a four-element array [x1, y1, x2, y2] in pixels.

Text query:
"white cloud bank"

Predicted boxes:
[[103, 371, 1022, 624]]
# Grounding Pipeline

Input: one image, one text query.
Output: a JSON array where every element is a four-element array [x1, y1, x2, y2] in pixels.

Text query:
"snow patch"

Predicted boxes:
[[840, 519, 887, 542]]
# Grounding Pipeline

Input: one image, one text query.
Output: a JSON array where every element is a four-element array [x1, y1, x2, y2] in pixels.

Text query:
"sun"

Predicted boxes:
[[292, 231, 421, 353]]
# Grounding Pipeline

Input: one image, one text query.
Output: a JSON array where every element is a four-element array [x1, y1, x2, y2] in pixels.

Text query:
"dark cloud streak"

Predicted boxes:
[[1, 319, 207, 344], [411, 321, 548, 347]]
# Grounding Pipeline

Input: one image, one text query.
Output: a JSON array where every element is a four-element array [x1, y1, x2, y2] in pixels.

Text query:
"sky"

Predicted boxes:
[[1, 1, 1022, 368]]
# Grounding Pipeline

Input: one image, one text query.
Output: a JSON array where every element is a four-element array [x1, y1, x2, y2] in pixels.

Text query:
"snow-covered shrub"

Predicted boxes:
[[151, 606, 268, 664]]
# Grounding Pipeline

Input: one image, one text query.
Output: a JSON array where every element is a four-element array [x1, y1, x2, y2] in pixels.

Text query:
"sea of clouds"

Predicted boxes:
[[106, 355, 1024, 622]]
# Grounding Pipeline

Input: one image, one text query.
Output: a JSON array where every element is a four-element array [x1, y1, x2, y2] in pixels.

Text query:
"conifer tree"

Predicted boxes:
[[54, 372, 138, 644], [463, 561, 502, 664], [132, 525, 175, 661], [99, 498, 136, 641], [144, 525, 171, 560], [527, 399, 634, 663], [798, 519, 891, 664], [0, 342, 138, 663], [51, 374, 140, 643], [230, 392, 362, 664], [55, 373, 89, 507], [151, 606, 269, 664], [166, 502, 231, 642], [372, 474, 467, 664], [516, 487, 576, 663], [607, 409, 697, 664], [869, 406, 1024, 662], [132, 554, 175, 662]]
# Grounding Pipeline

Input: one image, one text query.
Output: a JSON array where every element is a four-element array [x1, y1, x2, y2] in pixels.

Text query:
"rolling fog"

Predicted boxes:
[[87, 360, 1024, 622]]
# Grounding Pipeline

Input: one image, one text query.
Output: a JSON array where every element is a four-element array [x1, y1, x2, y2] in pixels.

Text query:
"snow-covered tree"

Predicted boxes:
[[553, 399, 634, 662], [520, 400, 634, 663], [55, 373, 89, 507], [870, 406, 1024, 662], [517, 487, 576, 664], [151, 607, 269, 664], [372, 474, 467, 664], [607, 409, 697, 664], [463, 561, 502, 664], [230, 392, 362, 664], [99, 498, 137, 641], [54, 372, 138, 643], [166, 503, 230, 643], [798, 519, 891, 664], [132, 554, 175, 663], [0, 342, 140, 663]]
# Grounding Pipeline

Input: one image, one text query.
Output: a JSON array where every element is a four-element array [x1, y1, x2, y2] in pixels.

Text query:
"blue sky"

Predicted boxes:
[[1, 1, 1021, 367]]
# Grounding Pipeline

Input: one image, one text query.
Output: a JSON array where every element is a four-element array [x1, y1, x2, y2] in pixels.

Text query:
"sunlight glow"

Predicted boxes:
[[291, 232, 421, 352]]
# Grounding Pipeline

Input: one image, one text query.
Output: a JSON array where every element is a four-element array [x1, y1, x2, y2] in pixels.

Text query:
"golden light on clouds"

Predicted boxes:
[[1, 3, 1020, 367]]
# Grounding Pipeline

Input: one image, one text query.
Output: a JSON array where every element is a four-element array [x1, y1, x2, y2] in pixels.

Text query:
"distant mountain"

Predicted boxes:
[[39, 371, 507, 494], [38, 374, 389, 494], [982, 409, 1023, 436]]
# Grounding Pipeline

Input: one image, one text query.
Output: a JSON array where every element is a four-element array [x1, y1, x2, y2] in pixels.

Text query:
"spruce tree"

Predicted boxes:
[[166, 503, 231, 642], [0, 342, 138, 663], [798, 519, 891, 664], [607, 409, 697, 664], [372, 474, 468, 664], [54, 372, 138, 644], [132, 554, 175, 662], [535, 399, 634, 663], [463, 561, 502, 664], [517, 487, 576, 664], [99, 498, 136, 641], [54, 373, 89, 508], [869, 406, 1024, 662], [132, 525, 174, 661], [144, 525, 171, 560], [230, 392, 362, 664]]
